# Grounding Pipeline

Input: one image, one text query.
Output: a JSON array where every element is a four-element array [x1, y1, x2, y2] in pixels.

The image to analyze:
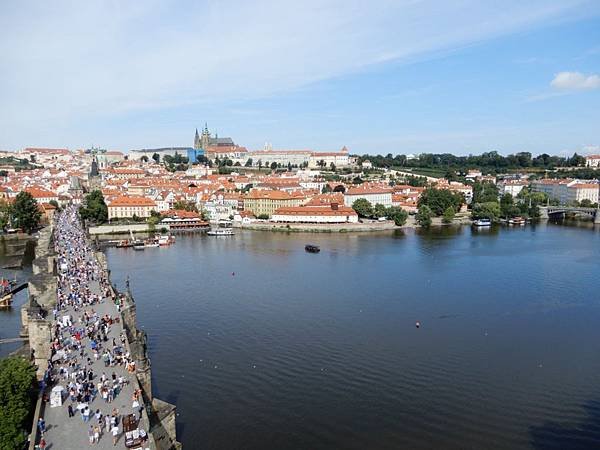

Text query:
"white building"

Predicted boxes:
[[498, 180, 529, 197], [532, 179, 599, 204], [248, 150, 312, 167], [308, 147, 350, 168], [272, 204, 358, 223], [344, 186, 393, 207], [585, 155, 600, 167]]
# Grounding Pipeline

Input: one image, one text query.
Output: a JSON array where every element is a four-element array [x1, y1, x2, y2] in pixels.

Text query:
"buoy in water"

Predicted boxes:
[[415, 321, 421, 328], [232, 272, 235, 276]]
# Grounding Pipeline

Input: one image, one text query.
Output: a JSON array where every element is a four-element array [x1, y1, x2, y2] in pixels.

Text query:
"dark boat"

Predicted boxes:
[[305, 244, 320, 253]]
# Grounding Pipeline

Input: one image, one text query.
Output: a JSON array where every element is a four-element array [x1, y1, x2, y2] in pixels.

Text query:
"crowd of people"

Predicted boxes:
[[36, 206, 148, 448]]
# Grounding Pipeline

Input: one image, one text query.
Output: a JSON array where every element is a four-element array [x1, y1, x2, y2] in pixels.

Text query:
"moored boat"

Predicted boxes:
[[508, 216, 526, 226], [132, 240, 145, 250], [158, 235, 175, 246], [305, 244, 320, 253], [472, 218, 492, 227], [116, 240, 132, 248], [207, 220, 234, 236], [207, 228, 235, 236], [144, 238, 159, 248]]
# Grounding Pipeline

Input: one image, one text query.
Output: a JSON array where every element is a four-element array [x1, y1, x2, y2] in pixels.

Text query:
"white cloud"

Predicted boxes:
[[551, 71, 600, 90], [0, 0, 598, 147]]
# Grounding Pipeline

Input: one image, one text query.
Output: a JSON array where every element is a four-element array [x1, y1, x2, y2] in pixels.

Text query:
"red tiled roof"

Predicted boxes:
[[107, 196, 156, 207]]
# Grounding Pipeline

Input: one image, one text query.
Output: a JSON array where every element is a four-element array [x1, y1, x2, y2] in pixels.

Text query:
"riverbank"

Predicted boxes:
[[237, 214, 472, 233]]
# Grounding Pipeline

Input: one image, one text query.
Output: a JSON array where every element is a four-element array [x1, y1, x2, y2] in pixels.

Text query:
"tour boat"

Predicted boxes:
[[158, 235, 175, 246], [508, 216, 526, 226], [305, 244, 321, 253], [207, 228, 235, 236], [207, 220, 234, 236], [144, 239, 159, 248], [472, 219, 492, 227], [132, 240, 145, 250]]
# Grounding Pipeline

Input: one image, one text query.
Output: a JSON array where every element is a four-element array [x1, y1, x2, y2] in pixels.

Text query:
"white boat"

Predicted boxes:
[[472, 218, 492, 227], [207, 220, 234, 236], [207, 228, 234, 236], [158, 235, 175, 246], [508, 216, 526, 226]]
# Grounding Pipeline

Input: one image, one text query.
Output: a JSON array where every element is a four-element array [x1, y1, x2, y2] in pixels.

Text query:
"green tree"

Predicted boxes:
[[270, 162, 278, 170], [257, 213, 270, 220], [416, 205, 432, 227], [80, 190, 108, 224], [500, 193, 514, 218], [321, 184, 332, 194], [12, 192, 41, 233], [0, 200, 12, 230], [442, 206, 455, 224], [0, 357, 37, 449], [373, 203, 387, 219], [473, 181, 499, 203], [148, 215, 160, 232], [333, 185, 346, 193], [173, 200, 198, 212], [352, 198, 373, 218], [385, 206, 408, 226], [245, 158, 253, 167], [140, 155, 149, 163], [330, 162, 336, 172], [418, 188, 464, 216], [152, 153, 160, 164], [472, 202, 501, 221]]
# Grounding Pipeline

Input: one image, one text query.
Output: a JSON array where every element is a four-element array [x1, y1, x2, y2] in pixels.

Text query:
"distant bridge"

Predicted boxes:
[[539, 206, 600, 224], [0, 337, 27, 345]]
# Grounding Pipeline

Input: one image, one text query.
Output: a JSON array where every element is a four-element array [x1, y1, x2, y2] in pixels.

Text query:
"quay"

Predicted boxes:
[[18, 206, 180, 450]]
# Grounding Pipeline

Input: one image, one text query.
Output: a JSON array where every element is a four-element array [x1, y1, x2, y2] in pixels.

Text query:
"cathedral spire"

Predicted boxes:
[[194, 128, 201, 150]]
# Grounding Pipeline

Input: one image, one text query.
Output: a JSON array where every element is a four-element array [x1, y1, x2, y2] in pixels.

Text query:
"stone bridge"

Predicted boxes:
[[539, 206, 600, 224]]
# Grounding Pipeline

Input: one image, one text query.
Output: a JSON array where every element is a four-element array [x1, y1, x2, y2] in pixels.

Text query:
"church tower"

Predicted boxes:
[[194, 128, 201, 150], [200, 122, 211, 149]]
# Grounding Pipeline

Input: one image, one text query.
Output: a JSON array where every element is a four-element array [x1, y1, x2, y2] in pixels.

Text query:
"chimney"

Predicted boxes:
[[331, 202, 339, 210]]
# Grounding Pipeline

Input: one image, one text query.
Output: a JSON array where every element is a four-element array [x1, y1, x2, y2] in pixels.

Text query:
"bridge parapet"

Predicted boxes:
[[540, 205, 600, 223]]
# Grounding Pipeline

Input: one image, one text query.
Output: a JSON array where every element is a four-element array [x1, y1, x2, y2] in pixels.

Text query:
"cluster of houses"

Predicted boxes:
[[2, 145, 599, 229]]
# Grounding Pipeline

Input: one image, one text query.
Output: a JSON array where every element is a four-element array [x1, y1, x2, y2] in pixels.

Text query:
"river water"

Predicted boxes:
[[4, 223, 599, 449]]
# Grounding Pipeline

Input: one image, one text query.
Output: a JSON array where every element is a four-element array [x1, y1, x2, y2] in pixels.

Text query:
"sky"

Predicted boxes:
[[1, 0, 599, 156]]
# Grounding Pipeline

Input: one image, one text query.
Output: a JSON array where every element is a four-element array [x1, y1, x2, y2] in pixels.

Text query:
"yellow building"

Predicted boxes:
[[243, 190, 307, 217], [107, 195, 157, 220]]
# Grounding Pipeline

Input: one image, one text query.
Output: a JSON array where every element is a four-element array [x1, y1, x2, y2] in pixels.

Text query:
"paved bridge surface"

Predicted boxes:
[[40, 279, 139, 449]]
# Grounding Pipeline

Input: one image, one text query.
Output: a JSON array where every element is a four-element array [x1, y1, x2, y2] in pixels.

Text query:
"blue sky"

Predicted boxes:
[[1, 1, 599, 155]]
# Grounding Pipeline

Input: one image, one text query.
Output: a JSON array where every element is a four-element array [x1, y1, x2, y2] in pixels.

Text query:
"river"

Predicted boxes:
[[4, 223, 600, 449], [103, 223, 600, 450]]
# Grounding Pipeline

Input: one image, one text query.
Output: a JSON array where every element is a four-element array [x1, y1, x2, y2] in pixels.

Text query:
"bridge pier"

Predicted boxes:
[[594, 209, 600, 225], [538, 206, 549, 220]]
